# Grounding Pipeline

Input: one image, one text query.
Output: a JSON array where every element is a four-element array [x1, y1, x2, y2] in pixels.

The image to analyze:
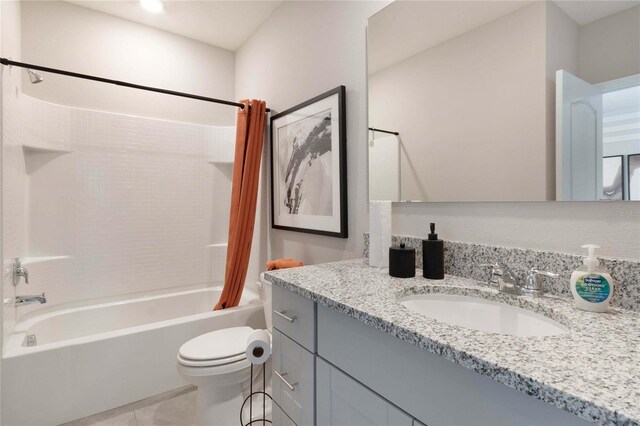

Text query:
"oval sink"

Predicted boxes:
[[399, 294, 568, 337]]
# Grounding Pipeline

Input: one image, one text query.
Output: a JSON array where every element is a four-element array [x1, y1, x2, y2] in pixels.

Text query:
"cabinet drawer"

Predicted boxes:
[[316, 357, 413, 425], [273, 401, 297, 426], [272, 284, 316, 352], [272, 329, 315, 426]]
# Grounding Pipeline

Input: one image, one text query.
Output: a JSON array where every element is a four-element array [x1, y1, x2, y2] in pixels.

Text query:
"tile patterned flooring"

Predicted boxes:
[[61, 386, 197, 426]]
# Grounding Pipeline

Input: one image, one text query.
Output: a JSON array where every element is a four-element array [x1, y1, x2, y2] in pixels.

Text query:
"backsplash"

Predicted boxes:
[[363, 233, 640, 312]]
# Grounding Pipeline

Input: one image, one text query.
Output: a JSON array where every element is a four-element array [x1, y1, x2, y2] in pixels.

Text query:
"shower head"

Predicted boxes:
[[26, 68, 43, 84]]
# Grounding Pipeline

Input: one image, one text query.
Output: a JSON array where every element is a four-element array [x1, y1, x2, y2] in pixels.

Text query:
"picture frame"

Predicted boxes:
[[270, 86, 348, 238], [602, 155, 624, 200], [629, 154, 640, 201]]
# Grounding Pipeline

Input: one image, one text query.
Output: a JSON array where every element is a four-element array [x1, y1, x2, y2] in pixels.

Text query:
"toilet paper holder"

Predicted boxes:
[[240, 363, 272, 425], [241, 331, 272, 425]]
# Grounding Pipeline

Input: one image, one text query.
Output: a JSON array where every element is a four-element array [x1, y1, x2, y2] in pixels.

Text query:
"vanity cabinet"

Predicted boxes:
[[272, 329, 315, 426], [271, 285, 588, 425], [271, 285, 316, 425], [316, 357, 413, 426]]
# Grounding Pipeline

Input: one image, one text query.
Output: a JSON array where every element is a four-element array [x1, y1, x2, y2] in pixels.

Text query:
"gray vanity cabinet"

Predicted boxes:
[[316, 357, 413, 426], [271, 285, 419, 425], [272, 329, 315, 425], [271, 286, 316, 425]]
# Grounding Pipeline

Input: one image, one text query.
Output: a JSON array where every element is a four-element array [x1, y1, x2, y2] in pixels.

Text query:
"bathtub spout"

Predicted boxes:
[[15, 293, 46, 307]]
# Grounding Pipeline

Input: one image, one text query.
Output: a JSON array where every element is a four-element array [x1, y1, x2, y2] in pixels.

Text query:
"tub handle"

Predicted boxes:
[[273, 310, 296, 323], [274, 370, 297, 391]]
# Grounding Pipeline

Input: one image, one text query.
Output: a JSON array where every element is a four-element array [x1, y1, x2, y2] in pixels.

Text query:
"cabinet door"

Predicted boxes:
[[316, 357, 413, 426], [272, 329, 315, 426], [273, 401, 298, 426]]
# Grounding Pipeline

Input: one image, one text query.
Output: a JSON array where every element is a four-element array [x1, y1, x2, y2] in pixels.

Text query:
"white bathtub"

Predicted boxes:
[[1, 283, 266, 426]]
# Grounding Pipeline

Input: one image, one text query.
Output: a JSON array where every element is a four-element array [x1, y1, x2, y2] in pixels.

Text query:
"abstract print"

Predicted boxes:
[[278, 110, 333, 215]]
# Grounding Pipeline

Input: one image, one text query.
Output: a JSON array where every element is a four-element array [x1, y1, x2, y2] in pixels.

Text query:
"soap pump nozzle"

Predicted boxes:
[[428, 222, 438, 240], [581, 244, 600, 273]]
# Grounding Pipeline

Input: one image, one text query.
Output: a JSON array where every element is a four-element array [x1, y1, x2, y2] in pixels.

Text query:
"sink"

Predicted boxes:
[[399, 293, 568, 337]]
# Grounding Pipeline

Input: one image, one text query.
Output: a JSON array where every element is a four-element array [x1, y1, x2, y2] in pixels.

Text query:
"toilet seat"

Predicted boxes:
[[177, 326, 254, 368]]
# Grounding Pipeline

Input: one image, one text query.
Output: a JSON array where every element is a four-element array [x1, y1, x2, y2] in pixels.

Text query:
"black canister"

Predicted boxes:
[[389, 243, 416, 278], [423, 222, 444, 279]]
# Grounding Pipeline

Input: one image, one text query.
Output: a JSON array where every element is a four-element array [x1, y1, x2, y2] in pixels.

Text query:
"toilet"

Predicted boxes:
[[177, 274, 272, 426]]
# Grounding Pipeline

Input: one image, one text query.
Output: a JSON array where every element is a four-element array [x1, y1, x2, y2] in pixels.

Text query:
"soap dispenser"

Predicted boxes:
[[423, 223, 444, 280], [570, 244, 614, 313]]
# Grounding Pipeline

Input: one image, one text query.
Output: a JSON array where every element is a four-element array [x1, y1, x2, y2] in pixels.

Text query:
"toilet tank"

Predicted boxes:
[[259, 272, 272, 330]]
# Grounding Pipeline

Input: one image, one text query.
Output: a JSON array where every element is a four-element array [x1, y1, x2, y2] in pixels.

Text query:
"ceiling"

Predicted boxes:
[[65, 0, 283, 51], [368, 0, 640, 74], [554, 0, 640, 25]]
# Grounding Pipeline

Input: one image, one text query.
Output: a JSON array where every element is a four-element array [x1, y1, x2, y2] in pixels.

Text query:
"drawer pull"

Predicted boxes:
[[273, 310, 297, 323], [274, 370, 298, 391]]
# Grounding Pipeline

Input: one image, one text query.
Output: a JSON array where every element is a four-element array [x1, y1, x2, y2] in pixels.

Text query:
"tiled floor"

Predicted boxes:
[[61, 386, 197, 426]]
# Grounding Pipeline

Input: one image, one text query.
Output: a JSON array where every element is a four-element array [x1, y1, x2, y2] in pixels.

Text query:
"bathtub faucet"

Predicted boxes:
[[12, 257, 29, 286], [15, 293, 46, 307]]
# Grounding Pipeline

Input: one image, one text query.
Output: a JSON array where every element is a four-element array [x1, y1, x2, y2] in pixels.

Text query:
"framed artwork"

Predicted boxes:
[[270, 86, 348, 238], [602, 155, 624, 200], [629, 154, 640, 201]]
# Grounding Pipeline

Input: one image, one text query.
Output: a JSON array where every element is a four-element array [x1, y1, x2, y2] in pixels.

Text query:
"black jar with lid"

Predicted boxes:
[[389, 243, 416, 278]]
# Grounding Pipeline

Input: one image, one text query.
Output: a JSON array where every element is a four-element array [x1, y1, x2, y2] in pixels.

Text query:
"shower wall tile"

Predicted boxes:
[[2, 82, 27, 349], [208, 126, 236, 163], [7, 95, 238, 323]]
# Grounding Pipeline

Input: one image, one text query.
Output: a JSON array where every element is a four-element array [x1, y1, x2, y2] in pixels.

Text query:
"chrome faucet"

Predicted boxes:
[[15, 293, 46, 307], [481, 263, 558, 297], [522, 268, 559, 298], [480, 263, 521, 294], [12, 258, 29, 286]]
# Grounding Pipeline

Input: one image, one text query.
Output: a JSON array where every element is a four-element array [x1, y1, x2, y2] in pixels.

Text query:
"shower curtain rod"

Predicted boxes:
[[0, 57, 270, 112], [369, 127, 399, 136]]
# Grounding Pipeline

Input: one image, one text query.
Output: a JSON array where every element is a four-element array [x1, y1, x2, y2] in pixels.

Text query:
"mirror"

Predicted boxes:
[[367, 1, 640, 202]]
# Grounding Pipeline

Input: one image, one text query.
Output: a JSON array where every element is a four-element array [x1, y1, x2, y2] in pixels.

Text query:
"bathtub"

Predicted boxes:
[[1, 282, 266, 426]]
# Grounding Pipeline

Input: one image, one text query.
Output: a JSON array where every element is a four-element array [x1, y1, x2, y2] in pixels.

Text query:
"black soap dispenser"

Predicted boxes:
[[423, 223, 444, 280]]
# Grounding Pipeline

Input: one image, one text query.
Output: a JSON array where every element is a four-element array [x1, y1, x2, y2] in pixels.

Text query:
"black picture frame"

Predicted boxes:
[[629, 154, 640, 201], [270, 86, 348, 238], [603, 155, 625, 200]]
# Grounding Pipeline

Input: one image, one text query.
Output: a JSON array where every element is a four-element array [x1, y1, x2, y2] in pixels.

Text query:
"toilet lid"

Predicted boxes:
[[178, 326, 253, 362]]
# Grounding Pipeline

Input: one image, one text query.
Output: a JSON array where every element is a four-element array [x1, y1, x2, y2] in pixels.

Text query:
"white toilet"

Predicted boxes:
[[177, 274, 272, 426]]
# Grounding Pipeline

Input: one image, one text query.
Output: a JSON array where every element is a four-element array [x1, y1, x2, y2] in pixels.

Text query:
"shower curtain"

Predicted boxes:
[[215, 99, 267, 310]]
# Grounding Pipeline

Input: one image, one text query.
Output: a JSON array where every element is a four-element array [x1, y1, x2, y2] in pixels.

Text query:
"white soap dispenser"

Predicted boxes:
[[570, 244, 614, 312]]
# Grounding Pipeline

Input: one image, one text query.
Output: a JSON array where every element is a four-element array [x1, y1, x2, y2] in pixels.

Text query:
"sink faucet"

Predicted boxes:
[[481, 263, 558, 297], [522, 268, 559, 298], [480, 263, 521, 294], [15, 293, 46, 307], [12, 258, 29, 286]]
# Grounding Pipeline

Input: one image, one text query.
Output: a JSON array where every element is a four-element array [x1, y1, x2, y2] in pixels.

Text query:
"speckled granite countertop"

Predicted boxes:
[[265, 259, 640, 426]]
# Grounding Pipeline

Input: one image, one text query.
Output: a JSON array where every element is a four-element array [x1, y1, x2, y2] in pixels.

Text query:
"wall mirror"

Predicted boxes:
[[367, 0, 640, 202]]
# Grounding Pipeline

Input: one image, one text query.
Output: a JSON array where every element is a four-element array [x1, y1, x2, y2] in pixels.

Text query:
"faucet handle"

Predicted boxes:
[[529, 269, 559, 279], [12, 257, 29, 286], [523, 268, 558, 297], [479, 263, 503, 287]]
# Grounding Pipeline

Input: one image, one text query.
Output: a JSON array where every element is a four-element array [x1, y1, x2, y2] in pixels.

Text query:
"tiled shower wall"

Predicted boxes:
[[3, 94, 235, 341]]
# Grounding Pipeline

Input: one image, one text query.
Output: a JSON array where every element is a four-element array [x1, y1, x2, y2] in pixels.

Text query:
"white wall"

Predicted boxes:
[[1, 0, 25, 353], [578, 5, 640, 84], [236, 1, 639, 263], [369, 2, 548, 202], [236, 1, 390, 269], [545, 1, 579, 202], [21, 1, 236, 126], [0, 1, 23, 416], [1, 1, 239, 340], [17, 96, 233, 315]]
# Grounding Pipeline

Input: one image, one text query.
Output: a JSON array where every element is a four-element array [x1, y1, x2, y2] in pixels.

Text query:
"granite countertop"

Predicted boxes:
[[264, 259, 640, 426]]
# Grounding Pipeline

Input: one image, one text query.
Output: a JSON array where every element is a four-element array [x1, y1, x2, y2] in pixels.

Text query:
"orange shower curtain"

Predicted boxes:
[[214, 99, 267, 310]]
